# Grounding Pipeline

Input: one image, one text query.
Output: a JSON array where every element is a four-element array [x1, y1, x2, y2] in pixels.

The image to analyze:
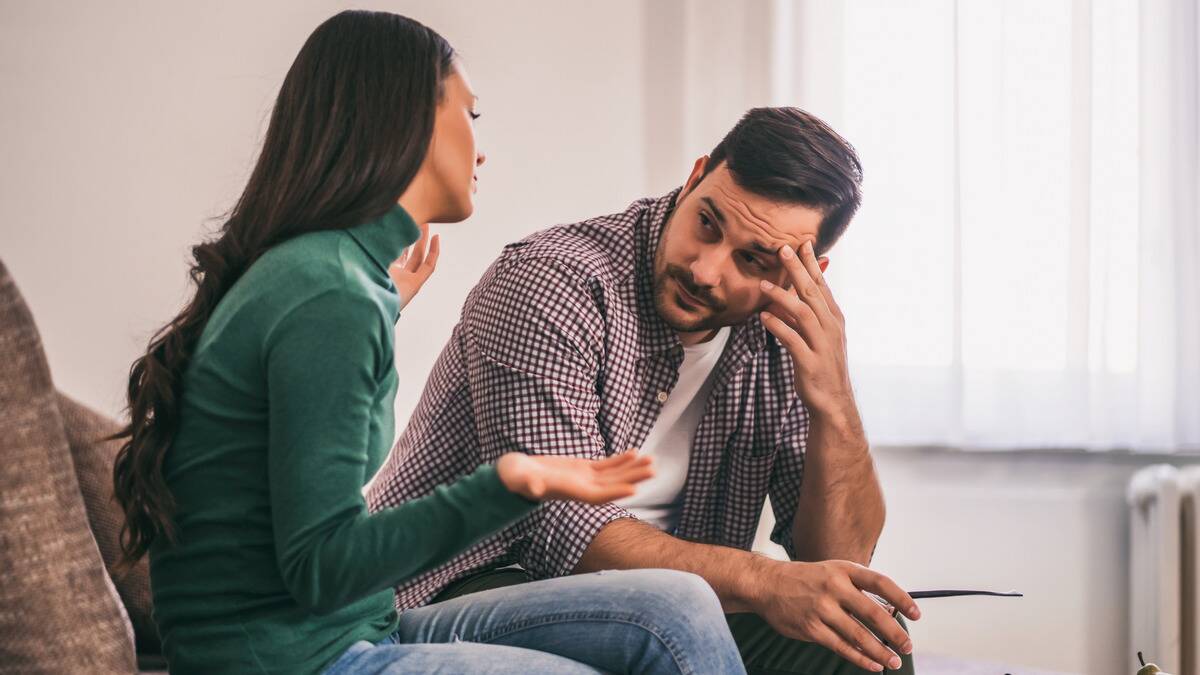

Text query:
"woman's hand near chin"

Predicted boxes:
[[496, 451, 654, 504], [389, 222, 440, 311]]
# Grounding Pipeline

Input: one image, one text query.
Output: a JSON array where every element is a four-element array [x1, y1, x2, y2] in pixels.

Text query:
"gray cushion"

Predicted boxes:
[[0, 258, 136, 674], [57, 391, 161, 656]]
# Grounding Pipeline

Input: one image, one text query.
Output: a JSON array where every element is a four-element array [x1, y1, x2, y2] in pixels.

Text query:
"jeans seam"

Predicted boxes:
[[469, 611, 692, 674]]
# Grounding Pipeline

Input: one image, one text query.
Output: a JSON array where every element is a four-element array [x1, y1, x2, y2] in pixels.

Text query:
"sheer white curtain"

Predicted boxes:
[[767, 0, 1200, 452]]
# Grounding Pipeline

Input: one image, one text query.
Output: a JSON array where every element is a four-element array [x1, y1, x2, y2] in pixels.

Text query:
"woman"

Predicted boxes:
[[111, 10, 745, 675]]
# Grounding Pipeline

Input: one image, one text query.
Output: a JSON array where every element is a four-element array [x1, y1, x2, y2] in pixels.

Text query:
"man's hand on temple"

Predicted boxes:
[[758, 240, 862, 434], [758, 238, 884, 564]]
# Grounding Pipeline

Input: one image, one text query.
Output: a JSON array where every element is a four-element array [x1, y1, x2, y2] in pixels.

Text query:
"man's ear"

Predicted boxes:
[[681, 155, 710, 195], [818, 256, 830, 273]]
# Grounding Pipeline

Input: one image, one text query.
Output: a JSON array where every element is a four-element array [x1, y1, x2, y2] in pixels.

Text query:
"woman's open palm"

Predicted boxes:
[[496, 451, 653, 504]]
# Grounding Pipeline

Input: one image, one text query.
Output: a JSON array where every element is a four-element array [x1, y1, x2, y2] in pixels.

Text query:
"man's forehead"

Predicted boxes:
[[696, 168, 822, 248]]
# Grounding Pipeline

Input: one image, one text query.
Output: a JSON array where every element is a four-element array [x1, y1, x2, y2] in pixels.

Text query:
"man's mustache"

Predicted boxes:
[[664, 265, 726, 312]]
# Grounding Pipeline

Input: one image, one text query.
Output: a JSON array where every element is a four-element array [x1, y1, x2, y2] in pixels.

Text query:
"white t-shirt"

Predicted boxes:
[[614, 327, 731, 532]]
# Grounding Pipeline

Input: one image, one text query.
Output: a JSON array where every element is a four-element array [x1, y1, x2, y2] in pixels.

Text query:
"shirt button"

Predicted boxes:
[[657, 391, 669, 404]]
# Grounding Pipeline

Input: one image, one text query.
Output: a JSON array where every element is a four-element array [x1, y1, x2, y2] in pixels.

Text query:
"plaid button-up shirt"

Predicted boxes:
[[367, 189, 809, 609]]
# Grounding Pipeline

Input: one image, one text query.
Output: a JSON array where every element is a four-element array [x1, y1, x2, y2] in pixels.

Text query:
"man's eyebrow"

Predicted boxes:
[[700, 196, 727, 224], [701, 195, 786, 259]]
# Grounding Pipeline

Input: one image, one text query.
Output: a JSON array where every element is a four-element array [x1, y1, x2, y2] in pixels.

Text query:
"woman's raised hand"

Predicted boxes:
[[496, 451, 654, 504], [389, 222, 440, 311]]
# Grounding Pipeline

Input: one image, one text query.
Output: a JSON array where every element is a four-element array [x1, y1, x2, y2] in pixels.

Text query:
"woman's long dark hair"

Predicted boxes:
[[112, 10, 455, 568]]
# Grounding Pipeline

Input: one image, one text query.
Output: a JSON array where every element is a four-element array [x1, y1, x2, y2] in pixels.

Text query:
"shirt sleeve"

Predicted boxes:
[[461, 256, 636, 579], [768, 399, 809, 560], [266, 289, 536, 614]]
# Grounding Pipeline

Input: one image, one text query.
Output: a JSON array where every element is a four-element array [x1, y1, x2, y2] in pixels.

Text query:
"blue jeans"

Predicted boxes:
[[323, 568, 746, 674]]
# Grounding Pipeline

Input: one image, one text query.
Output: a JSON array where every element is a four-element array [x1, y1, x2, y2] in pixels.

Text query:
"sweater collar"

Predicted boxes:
[[346, 204, 422, 273]]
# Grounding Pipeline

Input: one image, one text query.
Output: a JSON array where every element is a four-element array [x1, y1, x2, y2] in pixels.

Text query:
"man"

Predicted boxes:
[[367, 107, 920, 674]]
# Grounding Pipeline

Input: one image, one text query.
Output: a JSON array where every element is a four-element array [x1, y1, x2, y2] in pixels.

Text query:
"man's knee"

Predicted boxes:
[[602, 568, 722, 616]]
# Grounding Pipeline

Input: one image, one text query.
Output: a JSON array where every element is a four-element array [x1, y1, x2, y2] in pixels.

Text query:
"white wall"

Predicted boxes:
[[753, 447, 1200, 675], [872, 448, 1200, 675], [2, 3, 1192, 674], [0, 0, 654, 422]]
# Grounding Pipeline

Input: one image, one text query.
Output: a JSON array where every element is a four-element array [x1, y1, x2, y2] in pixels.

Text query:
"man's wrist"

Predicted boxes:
[[730, 553, 778, 611], [812, 409, 867, 445]]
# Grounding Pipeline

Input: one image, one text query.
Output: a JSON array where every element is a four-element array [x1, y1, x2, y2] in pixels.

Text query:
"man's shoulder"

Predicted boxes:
[[494, 196, 658, 284]]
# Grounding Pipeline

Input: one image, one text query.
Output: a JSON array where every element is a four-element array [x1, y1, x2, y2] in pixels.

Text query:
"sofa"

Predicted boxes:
[[0, 258, 167, 674]]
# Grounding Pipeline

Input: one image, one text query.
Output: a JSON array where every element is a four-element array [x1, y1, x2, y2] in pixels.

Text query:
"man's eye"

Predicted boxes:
[[699, 212, 714, 230], [741, 252, 765, 270]]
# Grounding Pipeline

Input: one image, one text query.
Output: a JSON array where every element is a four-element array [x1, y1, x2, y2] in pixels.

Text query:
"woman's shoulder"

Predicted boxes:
[[230, 231, 391, 335], [248, 230, 387, 297], [256, 229, 349, 280]]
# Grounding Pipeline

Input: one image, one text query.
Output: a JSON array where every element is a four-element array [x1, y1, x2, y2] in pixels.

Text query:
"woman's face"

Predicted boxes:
[[420, 63, 485, 222]]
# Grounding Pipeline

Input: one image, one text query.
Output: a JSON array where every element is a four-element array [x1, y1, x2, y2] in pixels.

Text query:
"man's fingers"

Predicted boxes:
[[761, 311, 816, 360], [797, 240, 837, 310], [845, 592, 913, 655], [848, 567, 921, 621], [817, 254, 845, 321], [778, 245, 831, 324], [760, 283, 823, 345], [808, 625, 886, 673], [825, 611, 901, 672]]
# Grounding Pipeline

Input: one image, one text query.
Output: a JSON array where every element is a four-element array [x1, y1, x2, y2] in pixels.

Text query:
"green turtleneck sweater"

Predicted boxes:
[[149, 206, 535, 675]]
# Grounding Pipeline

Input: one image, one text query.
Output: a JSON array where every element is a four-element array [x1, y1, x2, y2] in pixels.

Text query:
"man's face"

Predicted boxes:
[[653, 159, 826, 335]]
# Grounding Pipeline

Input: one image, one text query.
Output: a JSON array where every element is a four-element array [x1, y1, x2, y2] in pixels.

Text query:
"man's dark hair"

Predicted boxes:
[[702, 107, 863, 254]]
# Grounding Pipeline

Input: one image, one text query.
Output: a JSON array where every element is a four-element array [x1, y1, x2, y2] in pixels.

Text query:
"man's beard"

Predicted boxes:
[[652, 262, 728, 333]]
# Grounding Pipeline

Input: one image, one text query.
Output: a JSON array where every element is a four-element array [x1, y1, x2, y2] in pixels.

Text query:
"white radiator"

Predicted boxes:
[[1128, 464, 1200, 675]]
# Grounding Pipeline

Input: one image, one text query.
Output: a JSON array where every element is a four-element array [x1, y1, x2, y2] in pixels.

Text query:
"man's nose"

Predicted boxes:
[[689, 249, 723, 289]]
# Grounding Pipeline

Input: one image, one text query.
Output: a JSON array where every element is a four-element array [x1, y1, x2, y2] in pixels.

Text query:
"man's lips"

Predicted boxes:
[[673, 277, 708, 309]]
